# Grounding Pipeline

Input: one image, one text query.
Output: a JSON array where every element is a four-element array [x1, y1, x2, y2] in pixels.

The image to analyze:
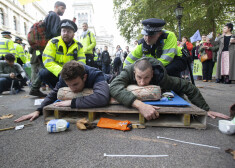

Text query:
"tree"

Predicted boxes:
[[113, 0, 235, 43]]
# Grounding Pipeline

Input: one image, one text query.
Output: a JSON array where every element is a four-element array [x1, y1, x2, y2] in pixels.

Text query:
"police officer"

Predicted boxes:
[[29, 19, 86, 97], [0, 31, 16, 60], [124, 18, 187, 77], [80, 22, 96, 67], [14, 37, 26, 66]]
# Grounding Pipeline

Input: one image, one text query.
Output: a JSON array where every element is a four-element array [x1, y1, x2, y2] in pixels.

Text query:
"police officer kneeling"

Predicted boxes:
[[124, 18, 187, 77], [29, 19, 86, 97]]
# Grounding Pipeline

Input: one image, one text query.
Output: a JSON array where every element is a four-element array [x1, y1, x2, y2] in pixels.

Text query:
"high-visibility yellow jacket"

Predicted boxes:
[[94, 53, 98, 61], [124, 30, 180, 67], [80, 31, 96, 54], [14, 43, 26, 63], [0, 37, 16, 57], [42, 36, 86, 77]]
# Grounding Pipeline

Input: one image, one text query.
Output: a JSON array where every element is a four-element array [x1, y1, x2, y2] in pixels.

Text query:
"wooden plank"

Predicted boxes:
[[43, 103, 207, 129], [182, 114, 191, 126], [88, 112, 95, 122], [54, 109, 60, 119]]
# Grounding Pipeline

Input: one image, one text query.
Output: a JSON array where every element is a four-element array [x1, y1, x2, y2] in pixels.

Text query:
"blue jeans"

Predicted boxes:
[[102, 63, 110, 74], [0, 77, 26, 93]]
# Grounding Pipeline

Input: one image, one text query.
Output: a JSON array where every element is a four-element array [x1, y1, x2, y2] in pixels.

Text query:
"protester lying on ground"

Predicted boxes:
[[0, 54, 27, 94], [110, 57, 229, 120], [15, 60, 110, 122]]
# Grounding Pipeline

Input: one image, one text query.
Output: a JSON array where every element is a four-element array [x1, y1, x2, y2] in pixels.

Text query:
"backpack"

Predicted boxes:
[[27, 20, 49, 51]]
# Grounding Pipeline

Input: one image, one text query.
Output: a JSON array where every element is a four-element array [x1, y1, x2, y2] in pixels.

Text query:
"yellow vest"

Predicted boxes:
[[0, 37, 16, 57], [42, 36, 86, 77]]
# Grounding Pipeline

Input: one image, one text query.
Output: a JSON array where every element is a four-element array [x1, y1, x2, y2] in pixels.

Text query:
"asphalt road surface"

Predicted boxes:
[[0, 80, 234, 168]]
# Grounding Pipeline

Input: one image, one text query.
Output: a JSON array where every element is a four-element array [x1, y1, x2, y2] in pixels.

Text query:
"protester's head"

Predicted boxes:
[[60, 19, 77, 43], [116, 45, 121, 49], [125, 46, 129, 51], [104, 46, 108, 51], [134, 40, 138, 46], [141, 18, 165, 45], [201, 34, 207, 42], [96, 49, 100, 54], [182, 36, 188, 43], [14, 37, 23, 44], [54, 1, 66, 16], [223, 23, 233, 33], [1, 31, 12, 39], [82, 23, 88, 31], [196, 40, 200, 46], [61, 61, 87, 93], [206, 36, 211, 43], [177, 40, 181, 46], [134, 59, 153, 86], [5, 54, 15, 66]]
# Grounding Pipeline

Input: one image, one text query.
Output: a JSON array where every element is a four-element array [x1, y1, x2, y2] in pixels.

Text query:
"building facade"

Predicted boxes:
[[0, 0, 47, 45]]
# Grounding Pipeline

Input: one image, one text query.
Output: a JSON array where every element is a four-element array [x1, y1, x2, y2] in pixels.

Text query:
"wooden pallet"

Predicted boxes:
[[43, 104, 207, 129]]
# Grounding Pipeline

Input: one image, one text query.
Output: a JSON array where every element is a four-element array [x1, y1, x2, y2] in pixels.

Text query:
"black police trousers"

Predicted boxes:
[[165, 56, 187, 78]]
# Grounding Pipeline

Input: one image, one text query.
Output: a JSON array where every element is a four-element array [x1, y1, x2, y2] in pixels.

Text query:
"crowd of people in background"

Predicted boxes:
[[0, 4, 234, 96]]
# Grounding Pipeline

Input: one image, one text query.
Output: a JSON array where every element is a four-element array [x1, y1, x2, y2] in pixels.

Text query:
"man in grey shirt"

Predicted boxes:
[[0, 54, 27, 94], [15, 60, 110, 122]]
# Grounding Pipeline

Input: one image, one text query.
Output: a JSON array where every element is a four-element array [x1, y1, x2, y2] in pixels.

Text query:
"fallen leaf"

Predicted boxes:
[[0, 114, 14, 120]]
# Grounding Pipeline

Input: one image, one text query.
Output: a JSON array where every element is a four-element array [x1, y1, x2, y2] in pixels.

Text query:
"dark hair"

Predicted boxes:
[[225, 23, 233, 32], [61, 61, 85, 81], [182, 36, 188, 41], [54, 1, 66, 8], [5, 54, 15, 62], [134, 59, 152, 72], [202, 34, 206, 37]]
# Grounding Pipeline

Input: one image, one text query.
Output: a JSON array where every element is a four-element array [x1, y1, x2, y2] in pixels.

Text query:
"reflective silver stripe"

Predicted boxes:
[[124, 59, 131, 65], [0, 48, 8, 49], [67, 54, 74, 56], [42, 54, 54, 60], [56, 52, 63, 55], [161, 54, 173, 62], [10, 49, 15, 51], [162, 48, 177, 55], [43, 59, 54, 64], [19, 52, 24, 54], [128, 53, 139, 61], [0, 42, 5, 45], [77, 57, 85, 61], [0, 52, 8, 54]]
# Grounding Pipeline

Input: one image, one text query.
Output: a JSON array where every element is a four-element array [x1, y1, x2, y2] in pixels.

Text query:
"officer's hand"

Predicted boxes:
[[10, 73, 15, 78], [132, 100, 160, 120], [54, 100, 72, 107], [14, 111, 40, 122]]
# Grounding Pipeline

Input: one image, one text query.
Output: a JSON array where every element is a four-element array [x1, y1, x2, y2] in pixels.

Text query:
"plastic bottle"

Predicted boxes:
[[47, 119, 70, 133]]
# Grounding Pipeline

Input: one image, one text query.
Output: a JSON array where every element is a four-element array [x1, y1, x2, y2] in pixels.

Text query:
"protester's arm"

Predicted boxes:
[[110, 69, 160, 120], [70, 81, 109, 108], [16, 64, 26, 78], [160, 75, 210, 111], [0, 63, 11, 78], [109, 69, 137, 107], [14, 79, 63, 122]]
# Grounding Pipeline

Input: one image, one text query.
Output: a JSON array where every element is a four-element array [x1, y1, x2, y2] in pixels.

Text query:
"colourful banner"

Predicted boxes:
[[193, 60, 217, 76]]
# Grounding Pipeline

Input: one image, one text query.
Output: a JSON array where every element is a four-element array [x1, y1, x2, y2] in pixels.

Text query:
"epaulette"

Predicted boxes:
[[77, 42, 83, 48], [51, 38, 59, 44]]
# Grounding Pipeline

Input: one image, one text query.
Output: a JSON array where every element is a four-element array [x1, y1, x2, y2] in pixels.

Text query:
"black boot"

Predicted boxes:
[[224, 76, 231, 84]]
